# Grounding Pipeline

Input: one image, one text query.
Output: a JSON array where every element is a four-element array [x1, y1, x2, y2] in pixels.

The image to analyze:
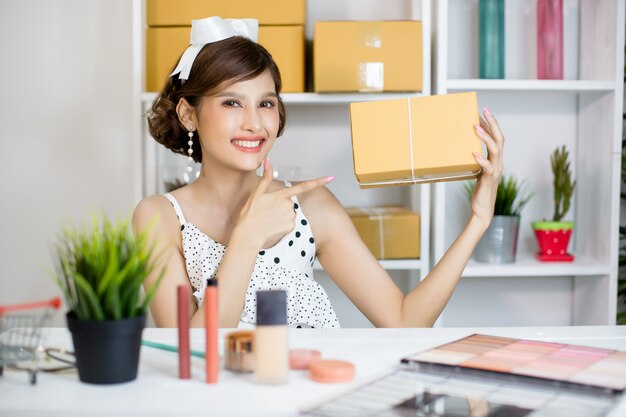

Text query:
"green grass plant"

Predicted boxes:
[[50, 215, 164, 321]]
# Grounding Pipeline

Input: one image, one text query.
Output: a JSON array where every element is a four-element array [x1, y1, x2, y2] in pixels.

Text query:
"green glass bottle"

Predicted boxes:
[[479, 0, 505, 79]]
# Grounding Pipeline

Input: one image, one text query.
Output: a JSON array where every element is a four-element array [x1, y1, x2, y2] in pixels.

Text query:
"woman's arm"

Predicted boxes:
[[399, 107, 504, 325], [132, 194, 261, 328], [310, 108, 504, 327], [213, 160, 334, 326], [132, 196, 196, 327]]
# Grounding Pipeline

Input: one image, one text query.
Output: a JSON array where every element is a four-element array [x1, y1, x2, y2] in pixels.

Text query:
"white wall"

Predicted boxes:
[[0, 0, 137, 325]]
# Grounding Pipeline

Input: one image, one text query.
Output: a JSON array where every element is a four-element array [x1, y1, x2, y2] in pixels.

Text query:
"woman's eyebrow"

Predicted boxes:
[[215, 91, 243, 98], [216, 91, 278, 99]]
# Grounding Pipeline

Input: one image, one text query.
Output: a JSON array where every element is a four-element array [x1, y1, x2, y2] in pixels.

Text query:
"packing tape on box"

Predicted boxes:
[[365, 208, 387, 259], [354, 207, 406, 259], [357, 21, 384, 92], [407, 97, 416, 183], [357, 21, 382, 48], [358, 62, 384, 92]]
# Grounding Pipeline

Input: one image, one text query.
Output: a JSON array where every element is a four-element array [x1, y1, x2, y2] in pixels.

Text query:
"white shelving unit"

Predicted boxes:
[[433, 0, 624, 326], [137, 0, 431, 327], [446, 79, 615, 92]]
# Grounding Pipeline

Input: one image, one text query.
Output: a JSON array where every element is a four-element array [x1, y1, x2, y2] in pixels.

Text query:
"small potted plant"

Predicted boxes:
[[50, 215, 164, 384], [468, 174, 532, 263], [532, 145, 576, 261]]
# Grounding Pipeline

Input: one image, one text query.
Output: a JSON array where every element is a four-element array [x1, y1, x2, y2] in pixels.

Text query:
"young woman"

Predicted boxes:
[[133, 17, 504, 329]]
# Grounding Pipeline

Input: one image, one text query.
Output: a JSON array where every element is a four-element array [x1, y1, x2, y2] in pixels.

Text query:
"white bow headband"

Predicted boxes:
[[170, 16, 259, 81]]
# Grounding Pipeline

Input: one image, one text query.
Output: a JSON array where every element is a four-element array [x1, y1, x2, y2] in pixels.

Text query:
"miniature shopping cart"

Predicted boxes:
[[0, 297, 61, 384]]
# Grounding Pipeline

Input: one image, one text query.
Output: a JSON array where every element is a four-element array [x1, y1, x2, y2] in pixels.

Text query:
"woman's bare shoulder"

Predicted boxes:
[[132, 195, 179, 238], [293, 182, 346, 223]]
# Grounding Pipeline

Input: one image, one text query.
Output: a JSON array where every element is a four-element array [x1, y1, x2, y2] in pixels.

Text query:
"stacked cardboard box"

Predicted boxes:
[[346, 206, 420, 259], [313, 21, 422, 92], [349, 92, 483, 188], [145, 0, 306, 92]]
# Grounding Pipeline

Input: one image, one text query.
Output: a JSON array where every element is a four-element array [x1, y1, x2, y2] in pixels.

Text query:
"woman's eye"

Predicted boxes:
[[260, 100, 276, 109], [223, 100, 241, 107]]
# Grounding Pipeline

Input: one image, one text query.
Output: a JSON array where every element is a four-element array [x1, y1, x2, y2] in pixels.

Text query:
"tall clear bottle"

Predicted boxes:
[[537, 0, 563, 79], [479, 0, 505, 79], [254, 290, 288, 384]]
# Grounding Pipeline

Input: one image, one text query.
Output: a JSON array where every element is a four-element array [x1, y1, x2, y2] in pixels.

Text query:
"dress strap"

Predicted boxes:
[[164, 193, 188, 226]]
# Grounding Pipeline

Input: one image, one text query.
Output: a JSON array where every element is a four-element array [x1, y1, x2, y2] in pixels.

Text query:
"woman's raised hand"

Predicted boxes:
[[234, 158, 334, 250], [469, 108, 505, 229]]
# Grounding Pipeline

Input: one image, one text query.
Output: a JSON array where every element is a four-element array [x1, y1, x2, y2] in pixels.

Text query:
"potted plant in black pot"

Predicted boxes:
[[532, 145, 576, 261], [468, 174, 532, 263], [50, 215, 164, 384]]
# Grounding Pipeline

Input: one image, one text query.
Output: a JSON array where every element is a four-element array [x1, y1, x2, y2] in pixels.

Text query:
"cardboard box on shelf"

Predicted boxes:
[[313, 21, 422, 92], [258, 26, 305, 92], [349, 92, 483, 188], [145, 26, 304, 92], [147, 0, 306, 26], [346, 206, 420, 260]]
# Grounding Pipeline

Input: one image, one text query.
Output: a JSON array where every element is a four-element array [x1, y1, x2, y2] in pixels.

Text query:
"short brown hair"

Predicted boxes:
[[147, 36, 286, 163]]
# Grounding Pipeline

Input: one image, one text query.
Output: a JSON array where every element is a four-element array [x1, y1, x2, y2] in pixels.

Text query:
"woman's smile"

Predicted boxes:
[[231, 136, 266, 152]]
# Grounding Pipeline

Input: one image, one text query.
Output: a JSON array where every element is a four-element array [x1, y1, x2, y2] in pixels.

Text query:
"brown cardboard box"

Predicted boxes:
[[145, 26, 305, 92], [147, 0, 306, 26], [313, 21, 422, 92], [347, 206, 420, 259], [258, 26, 305, 92], [349, 92, 483, 188]]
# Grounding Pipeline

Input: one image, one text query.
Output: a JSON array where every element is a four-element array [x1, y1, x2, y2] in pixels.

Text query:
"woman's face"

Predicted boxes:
[[194, 69, 280, 173]]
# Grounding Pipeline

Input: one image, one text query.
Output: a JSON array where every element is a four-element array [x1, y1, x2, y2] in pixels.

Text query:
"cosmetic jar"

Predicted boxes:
[[310, 359, 355, 383], [224, 330, 255, 373], [289, 349, 321, 370]]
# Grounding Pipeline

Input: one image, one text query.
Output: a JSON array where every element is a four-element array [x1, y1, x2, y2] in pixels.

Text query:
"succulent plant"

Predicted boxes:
[[551, 145, 576, 222]]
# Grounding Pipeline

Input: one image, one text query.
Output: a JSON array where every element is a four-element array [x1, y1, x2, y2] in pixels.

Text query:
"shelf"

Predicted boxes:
[[446, 79, 615, 93], [313, 259, 422, 271], [141, 92, 423, 105], [280, 92, 422, 104], [462, 256, 610, 278]]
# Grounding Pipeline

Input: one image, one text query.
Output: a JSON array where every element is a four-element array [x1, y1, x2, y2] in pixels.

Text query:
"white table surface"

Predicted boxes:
[[1, 326, 626, 416]]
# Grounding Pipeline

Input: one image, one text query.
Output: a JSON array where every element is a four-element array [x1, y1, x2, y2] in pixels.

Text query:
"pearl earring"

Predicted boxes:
[[183, 128, 197, 183], [187, 129, 194, 162]]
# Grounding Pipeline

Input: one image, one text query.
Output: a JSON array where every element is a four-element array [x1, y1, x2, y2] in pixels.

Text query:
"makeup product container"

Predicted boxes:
[[289, 349, 321, 370], [310, 359, 355, 383], [254, 290, 288, 384], [177, 285, 191, 379], [204, 278, 218, 383], [224, 330, 255, 373]]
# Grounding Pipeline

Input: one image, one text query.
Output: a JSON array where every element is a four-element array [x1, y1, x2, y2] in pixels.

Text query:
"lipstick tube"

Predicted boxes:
[[205, 278, 218, 383], [177, 285, 191, 379]]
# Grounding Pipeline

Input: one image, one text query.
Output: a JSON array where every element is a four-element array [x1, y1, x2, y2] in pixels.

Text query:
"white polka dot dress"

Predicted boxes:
[[164, 185, 340, 329]]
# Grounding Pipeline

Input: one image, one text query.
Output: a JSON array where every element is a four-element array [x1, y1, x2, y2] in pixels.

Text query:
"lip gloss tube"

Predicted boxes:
[[205, 278, 218, 383], [177, 285, 191, 379]]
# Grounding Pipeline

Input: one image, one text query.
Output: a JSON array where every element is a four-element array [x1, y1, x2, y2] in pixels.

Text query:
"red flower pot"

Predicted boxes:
[[531, 221, 574, 262]]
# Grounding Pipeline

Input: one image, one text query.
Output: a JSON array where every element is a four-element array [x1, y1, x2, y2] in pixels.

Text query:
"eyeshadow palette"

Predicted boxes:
[[402, 334, 626, 392], [302, 367, 619, 417], [303, 334, 625, 417]]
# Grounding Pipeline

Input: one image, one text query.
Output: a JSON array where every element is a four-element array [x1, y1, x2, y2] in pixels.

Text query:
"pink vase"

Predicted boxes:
[[537, 0, 563, 79]]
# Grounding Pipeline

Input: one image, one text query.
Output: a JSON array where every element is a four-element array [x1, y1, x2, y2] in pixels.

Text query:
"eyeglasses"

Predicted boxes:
[[41, 347, 76, 371], [9, 346, 76, 373]]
